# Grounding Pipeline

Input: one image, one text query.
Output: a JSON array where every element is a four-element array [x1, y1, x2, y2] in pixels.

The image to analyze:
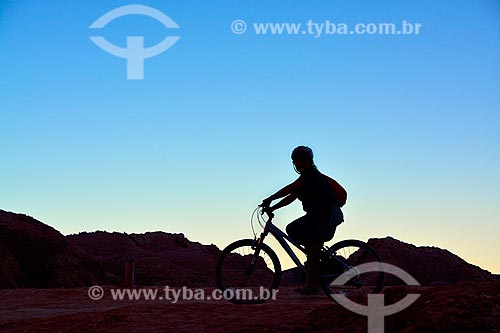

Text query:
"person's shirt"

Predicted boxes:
[[294, 167, 334, 214]]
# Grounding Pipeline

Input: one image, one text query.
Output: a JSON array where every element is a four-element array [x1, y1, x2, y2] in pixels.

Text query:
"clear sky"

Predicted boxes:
[[1, 0, 499, 273]]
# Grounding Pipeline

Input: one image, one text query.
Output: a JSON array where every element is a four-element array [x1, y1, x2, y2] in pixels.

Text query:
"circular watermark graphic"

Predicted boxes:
[[329, 262, 420, 333], [88, 285, 104, 300], [231, 20, 247, 34], [89, 4, 180, 80]]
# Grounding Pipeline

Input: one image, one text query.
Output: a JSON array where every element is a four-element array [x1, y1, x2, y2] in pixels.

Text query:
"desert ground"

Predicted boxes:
[[1, 281, 500, 332]]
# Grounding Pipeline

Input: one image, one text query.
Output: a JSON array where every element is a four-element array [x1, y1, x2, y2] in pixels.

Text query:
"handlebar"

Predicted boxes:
[[251, 205, 274, 237], [258, 205, 275, 220]]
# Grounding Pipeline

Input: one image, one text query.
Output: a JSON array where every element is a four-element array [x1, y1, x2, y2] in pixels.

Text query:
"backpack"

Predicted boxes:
[[324, 175, 347, 207]]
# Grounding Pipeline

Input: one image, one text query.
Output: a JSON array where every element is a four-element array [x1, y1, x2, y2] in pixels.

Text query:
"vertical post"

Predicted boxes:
[[124, 259, 136, 288], [126, 36, 144, 80], [367, 294, 385, 333]]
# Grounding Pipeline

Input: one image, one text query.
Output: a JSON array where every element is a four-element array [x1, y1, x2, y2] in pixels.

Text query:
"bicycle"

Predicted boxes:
[[214, 206, 384, 304]]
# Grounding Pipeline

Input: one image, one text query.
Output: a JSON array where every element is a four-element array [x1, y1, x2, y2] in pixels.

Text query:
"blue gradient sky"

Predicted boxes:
[[1, 0, 499, 273]]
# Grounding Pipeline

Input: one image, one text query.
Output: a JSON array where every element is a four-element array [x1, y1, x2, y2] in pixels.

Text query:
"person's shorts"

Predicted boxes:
[[286, 205, 343, 245]]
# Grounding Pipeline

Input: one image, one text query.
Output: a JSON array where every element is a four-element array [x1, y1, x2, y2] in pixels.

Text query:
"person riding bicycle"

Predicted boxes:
[[261, 146, 346, 295]]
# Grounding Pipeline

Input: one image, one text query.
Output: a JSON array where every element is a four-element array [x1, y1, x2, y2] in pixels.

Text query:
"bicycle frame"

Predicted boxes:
[[255, 213, 311, 276], [254, 211, 352, 277], [268, 223, 307, 274]]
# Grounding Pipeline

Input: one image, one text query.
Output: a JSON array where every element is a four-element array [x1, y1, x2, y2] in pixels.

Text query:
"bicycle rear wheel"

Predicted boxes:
[[215, 239, 281, 304], [319, 239, 384, 297]]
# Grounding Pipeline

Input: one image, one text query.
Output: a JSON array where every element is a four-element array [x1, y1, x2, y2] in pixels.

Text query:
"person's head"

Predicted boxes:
[[291, 146, 315, 174]]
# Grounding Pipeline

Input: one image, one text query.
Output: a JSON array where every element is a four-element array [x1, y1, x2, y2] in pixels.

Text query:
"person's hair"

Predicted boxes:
[[291, 146, 314, 164]]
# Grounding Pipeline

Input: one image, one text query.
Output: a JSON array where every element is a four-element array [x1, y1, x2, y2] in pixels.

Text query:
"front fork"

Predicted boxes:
[[246, 229, 270, 275]]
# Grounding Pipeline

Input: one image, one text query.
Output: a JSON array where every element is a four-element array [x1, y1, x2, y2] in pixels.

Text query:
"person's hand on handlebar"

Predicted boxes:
[[260, 197, 273, 208], [259, 197, 275, 218], [260, 205, 275, 219]]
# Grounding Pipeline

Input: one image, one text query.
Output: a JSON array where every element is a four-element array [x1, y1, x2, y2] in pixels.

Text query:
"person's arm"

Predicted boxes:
[[269, 193, 297, 212], [261, 179, 301, 207]]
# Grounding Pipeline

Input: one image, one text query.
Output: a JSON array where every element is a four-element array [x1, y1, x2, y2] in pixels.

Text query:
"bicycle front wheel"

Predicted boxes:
[[319, 239, 384, 297], [215, 239, 281, 304]]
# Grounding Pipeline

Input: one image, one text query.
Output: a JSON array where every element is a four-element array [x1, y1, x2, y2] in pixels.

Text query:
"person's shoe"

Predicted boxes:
[[293, 286, 320, 295]]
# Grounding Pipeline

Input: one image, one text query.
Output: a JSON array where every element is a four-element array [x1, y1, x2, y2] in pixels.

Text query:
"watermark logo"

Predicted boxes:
[[87, 285, 278, 303], [89, 4, 180, 80], [230, 20, 421, 37], [329, 262, 420, 333], [231, 20, 247, 34], [88, 285, 104, 300]]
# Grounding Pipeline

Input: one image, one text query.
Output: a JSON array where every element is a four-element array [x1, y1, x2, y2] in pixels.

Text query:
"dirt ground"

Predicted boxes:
[[0, 286, 340, 332], [1, 281, 499, 332]]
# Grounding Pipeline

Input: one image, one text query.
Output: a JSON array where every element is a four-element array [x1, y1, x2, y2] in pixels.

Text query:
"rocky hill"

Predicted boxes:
[[282, 237, 493, 286], [0, 210, 103, 288], [67, 231, 221, 287], [0, 210, 495, 289], [367, 237, 492, 285]]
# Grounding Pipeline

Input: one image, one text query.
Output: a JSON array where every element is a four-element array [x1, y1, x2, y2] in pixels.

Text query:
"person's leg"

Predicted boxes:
[[286, 216, 308, 245], [304, 242, 322, 291], [288, 215, 324, 294]]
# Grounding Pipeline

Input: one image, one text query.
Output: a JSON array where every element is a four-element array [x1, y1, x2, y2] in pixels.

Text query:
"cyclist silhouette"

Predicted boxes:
[[261, 146, 346, 295]]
